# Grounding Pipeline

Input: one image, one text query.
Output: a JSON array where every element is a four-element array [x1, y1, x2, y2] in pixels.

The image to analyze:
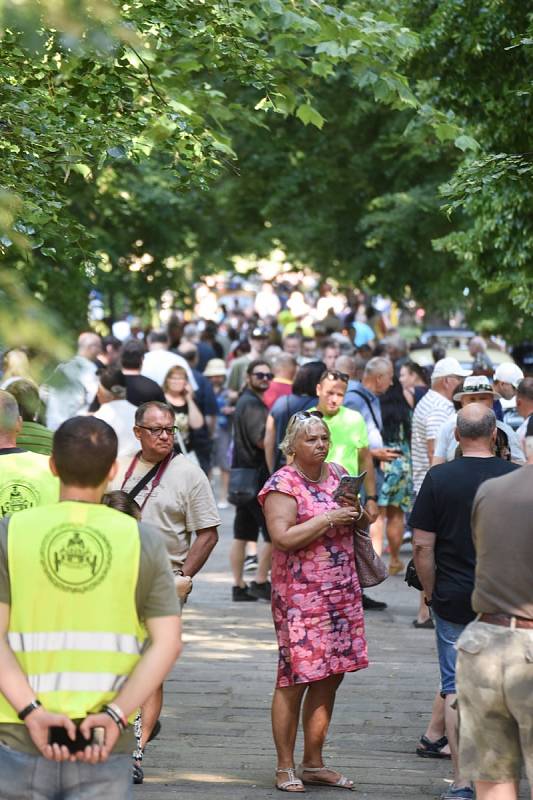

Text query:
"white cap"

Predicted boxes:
[[493, 362, 524, 389], [432, 357, 472, 380]]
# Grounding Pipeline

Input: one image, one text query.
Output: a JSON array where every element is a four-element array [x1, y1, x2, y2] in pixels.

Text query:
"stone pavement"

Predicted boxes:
[[135, 508, 527, 799]]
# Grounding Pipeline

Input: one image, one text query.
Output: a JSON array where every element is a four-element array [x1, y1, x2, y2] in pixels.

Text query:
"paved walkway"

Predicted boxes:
[[136, 507, 526, 799]]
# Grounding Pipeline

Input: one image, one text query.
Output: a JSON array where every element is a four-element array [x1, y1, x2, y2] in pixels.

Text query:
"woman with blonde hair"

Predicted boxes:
[[163, 365, 204, 452], [259, 411, 368, 793]]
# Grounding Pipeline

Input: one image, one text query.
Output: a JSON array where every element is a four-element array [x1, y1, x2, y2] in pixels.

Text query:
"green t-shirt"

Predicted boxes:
[[0, 516, 180, 755], [17, 421, 54, 456], [313, 405, 368, 475]]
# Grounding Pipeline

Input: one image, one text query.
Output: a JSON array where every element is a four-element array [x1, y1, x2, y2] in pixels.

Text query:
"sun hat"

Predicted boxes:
[[432, 357, 472, 380], [493, 362, 524, 389], [453, 375, 500, 402], [203, 358, 227, 378]]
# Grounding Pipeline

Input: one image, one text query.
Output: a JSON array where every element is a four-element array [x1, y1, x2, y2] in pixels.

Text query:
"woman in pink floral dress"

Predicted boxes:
[[259, 412, 368, 793]]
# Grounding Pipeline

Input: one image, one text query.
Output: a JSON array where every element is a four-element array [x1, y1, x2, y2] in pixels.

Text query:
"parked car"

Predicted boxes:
[[410, 328, 513, 372]]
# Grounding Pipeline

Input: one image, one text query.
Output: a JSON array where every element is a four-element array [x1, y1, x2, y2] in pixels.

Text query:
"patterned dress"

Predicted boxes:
[[258, 464, 368, 688]]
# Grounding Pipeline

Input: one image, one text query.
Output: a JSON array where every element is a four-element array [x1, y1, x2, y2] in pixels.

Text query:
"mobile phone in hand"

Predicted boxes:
[[333, 472, 367, 501], [48, 726, 105, 753]]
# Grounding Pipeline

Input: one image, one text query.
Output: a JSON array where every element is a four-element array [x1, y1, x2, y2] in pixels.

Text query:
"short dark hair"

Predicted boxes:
[[457, 407, 496, 440], [53, 417, 117, 487], [120, 340, 146, 370], [102, 490, 141, 520], [135, 401, 174, 426], [517, 377, 533, 402], [292, 361, 327, 396], [147, 330, 168, 346], [246, 359, 271, 376]]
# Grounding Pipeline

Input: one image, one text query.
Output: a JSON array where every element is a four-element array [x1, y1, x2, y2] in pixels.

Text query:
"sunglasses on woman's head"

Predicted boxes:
[[293, 410, 324, 421]]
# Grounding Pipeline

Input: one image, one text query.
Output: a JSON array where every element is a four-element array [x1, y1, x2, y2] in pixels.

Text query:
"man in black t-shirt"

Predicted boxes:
[[230, 360, 273, 602], [119, 340, 166, 407], [410, 403, 519, 800]]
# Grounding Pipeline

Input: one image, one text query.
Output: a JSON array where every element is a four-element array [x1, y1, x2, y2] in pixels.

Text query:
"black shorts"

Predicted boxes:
[[233, 498, 271, 543]]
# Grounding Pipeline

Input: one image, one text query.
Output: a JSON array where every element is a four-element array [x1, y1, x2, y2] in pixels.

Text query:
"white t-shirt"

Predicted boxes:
[[93, 399, 138, 457], [141, 350, 197, 390], [411, 389, 454, 494], [435, 414, 525, 463], [111, 453, 220, 571]]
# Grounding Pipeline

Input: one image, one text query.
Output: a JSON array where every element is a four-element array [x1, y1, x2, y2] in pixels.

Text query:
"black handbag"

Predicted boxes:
[[404, 558, 423, 591], [228, 467, 260, 506]]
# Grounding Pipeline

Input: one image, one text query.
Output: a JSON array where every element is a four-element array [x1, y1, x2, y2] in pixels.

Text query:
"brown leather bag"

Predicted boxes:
[[353, 527, 388, 588]]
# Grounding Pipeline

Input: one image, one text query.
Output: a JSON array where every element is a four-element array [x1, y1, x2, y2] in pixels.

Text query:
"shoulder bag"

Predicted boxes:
[[353, 526, 389, 588], [228, 467, 260, 506]]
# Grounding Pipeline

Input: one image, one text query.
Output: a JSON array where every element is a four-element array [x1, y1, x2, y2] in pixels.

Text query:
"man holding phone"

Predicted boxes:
[[0, 417, 181, 798]]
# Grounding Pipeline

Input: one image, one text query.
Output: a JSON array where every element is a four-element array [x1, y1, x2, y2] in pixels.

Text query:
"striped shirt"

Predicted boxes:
[[411, 389, 454, 494]]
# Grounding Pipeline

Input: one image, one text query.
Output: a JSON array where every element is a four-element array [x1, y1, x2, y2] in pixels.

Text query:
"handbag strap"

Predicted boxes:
[[352, 389, 381, 431]]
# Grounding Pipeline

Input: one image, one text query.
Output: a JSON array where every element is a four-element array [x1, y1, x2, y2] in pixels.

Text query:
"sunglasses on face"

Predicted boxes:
[[324, 370, 349, 383], [136, 425, 177, 438], [252, 371, 274, 380]]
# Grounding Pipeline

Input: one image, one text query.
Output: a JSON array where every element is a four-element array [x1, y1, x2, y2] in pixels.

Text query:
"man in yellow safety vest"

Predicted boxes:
[[0, 389, 59, 517], [0, 416, 182, 798]]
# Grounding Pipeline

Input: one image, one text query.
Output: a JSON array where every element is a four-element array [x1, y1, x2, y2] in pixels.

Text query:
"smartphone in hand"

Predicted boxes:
[[48, 726, 105, 753], [333, 472, 367, 502]]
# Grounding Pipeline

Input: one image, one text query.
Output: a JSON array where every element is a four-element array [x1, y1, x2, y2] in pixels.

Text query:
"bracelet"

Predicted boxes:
[[18, 699, 42, 721], [102, 703, 127, 732], [366, 495, 378, 503], [324, 511, 334, 529]]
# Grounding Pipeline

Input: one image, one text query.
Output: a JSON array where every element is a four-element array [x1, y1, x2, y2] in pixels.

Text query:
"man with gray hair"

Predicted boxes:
[[45, 332, 103, 430], [410, 403, 519, 800], [0, 390, 59, 517]]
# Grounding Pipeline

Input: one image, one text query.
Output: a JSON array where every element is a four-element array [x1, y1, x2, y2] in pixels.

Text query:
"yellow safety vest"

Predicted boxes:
[[0, 450, 59, 517], [0, 501, 145, 723]]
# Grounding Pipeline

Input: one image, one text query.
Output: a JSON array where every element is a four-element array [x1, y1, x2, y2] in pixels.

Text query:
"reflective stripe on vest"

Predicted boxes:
[[0, 501, 144, 724], [8, 632, 143, 656], [28, 672, 128, 694]]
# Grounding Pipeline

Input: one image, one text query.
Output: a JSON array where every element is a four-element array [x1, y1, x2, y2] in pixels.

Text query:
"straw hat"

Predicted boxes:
[[203, 358, 227, 378]]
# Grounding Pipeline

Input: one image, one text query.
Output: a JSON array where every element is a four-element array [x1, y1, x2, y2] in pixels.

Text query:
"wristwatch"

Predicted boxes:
[[365, 495, 378, 502]]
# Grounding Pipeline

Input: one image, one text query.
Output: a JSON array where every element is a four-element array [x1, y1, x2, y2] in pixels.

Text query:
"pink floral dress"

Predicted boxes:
[[258, 464, 368, 688]]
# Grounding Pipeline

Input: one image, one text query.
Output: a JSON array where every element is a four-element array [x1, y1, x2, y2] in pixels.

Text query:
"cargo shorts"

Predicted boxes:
[[456, 620, 533, 783]]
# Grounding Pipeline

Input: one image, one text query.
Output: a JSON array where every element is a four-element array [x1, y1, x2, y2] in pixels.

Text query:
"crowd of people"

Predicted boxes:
[[0, 294, 532, 799]]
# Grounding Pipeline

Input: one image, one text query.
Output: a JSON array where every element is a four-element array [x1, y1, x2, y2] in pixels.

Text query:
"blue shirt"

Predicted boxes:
[[344, 381, 383, 449]]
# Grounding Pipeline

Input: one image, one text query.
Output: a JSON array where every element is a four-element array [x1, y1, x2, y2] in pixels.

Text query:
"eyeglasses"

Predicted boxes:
[[136, 425, 177, 438], [323, 370, 349, 383], [252, 371, 274, 380], [293, 410, 324, 421]]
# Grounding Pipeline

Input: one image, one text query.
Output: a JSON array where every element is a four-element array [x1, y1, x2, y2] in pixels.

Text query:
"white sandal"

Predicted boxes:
[[296, 764, 354, 790], [276, 767, 305, 793]]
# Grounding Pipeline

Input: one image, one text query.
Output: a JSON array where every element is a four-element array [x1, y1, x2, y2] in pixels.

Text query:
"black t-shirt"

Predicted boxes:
[[409, 456, 519, 624], [124, 375, 165, 407], [232, 388, 268, 473]]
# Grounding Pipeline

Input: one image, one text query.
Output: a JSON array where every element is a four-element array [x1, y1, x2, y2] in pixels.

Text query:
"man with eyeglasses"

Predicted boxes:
[[230, 360, 273, 602], [110, 400, 220, 747]]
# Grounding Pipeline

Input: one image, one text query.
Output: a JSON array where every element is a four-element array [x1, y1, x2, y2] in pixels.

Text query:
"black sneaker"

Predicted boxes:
[[362, 593, 387, 610], [243, 555, 258, 572], [232, 585, 258, 602], [248, 580, 271, 601]]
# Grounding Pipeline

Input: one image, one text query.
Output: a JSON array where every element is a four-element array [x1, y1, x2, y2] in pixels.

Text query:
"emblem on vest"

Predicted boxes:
[[0, 482, 40, 517], [40, 525, 112, 593]]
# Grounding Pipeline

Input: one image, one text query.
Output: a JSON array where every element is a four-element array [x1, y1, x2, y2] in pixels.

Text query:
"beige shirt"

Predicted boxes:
[[111, 453, 221, 571], [471, 464, 533, 619]]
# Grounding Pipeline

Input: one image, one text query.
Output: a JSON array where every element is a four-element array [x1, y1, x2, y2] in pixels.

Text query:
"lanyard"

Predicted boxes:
[[121, 451, 174, 511]]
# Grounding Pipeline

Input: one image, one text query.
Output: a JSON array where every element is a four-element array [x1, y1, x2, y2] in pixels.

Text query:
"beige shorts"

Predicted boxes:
[[456, 620, 533, 783]]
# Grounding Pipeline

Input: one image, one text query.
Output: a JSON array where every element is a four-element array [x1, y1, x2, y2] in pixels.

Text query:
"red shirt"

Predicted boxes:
[[263, 379, 293, 410]]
